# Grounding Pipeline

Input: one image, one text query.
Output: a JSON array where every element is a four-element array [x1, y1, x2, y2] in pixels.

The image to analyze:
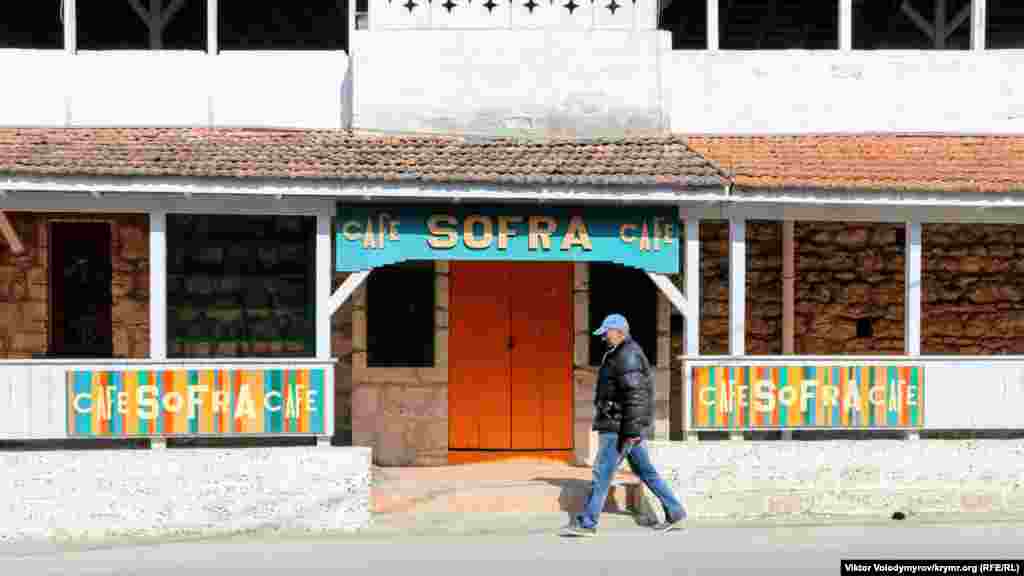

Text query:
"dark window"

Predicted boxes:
[[855, 0, 971, 50], [167, 215, 316, 358], [219, 0, 348, 50], [658, 0, 707, 50], [366, 261, 435, 367], [78, 0, 206, 50], [720, 0, 838, 50], [589, 263, 659, 366], [988, 0, 1024, 49], [857, 318, 874, 338], [0, 1, 62, 49]]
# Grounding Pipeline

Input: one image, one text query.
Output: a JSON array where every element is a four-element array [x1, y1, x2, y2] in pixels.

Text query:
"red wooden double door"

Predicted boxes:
[[448, 262, 573, 460]]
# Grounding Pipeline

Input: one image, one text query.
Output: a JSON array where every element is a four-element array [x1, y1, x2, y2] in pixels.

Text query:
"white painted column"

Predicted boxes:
[[207, 0, 218, 55], [316, 203, 333, 360], [839, 0, 853, 50], [684, 216, 700, 440], [685, 217, 700, 357], [905, 221, 922, 357], [63, 0, 77, 54], [905, 220, 922, 441], [316, 202, 334, 447], [728, 216, 745, 441], [707, 0, 719, 50], [728, 217, 746, 357], [971, 0, 986, 50], [149, 211, 167, 360]]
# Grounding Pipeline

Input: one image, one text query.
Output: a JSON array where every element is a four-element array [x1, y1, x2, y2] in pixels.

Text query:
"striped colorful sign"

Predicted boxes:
[[66, 368, 326, 437], [691, 365, 924, 429]]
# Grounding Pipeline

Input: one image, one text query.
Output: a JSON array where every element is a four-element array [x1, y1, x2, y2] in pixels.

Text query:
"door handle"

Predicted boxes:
[[507, 336, 516, 351]]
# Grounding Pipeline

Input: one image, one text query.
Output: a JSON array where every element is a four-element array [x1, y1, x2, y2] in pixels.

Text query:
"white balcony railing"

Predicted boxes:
[[682, 355, 1024, 431], [0, 358, 336, 441]]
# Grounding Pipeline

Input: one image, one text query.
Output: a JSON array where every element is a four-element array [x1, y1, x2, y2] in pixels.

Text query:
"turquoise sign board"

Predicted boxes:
[[336, 204, 680, 273]]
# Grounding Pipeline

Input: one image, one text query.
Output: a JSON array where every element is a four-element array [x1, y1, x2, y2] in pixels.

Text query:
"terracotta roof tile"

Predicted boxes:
[[684, 135, 1024, 194], [0, 128, 725, 191]]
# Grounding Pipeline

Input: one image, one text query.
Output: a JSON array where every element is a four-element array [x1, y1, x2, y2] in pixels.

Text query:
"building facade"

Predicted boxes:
[[1, 1, 1023, 470]]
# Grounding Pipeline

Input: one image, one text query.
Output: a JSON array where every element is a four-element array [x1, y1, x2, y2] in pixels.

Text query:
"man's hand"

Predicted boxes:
[[617, 435, 641, 454]]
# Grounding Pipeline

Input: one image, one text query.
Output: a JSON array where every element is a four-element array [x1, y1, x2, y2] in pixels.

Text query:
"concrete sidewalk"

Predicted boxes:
[[4, 519, 1024, 576]]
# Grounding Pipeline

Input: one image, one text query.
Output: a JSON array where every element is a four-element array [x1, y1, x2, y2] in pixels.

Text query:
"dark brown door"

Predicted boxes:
[[448, 262, 573, 454], [50, 222, 113, 357]]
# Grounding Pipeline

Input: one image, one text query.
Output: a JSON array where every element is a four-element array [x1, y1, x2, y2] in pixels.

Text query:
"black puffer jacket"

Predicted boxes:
[[592, 337, 654, 438]]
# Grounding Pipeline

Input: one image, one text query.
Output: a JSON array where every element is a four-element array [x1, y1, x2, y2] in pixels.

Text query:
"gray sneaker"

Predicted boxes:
[[651, 513, 686, 533], [560, 519, 597, 537]]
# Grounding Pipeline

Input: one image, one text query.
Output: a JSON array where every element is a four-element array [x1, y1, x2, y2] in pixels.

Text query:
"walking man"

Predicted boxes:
[[562, 313, 686, 536]]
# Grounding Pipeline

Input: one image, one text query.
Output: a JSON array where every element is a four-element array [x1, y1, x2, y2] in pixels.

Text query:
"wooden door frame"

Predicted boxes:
[[47, 219, 114, 357]]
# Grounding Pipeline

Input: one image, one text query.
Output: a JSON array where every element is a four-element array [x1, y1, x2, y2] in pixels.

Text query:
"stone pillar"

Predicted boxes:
[[573, 262, 598, 466], [332, 271, 355, 442], [654, 292, 671, 440], [350, 262, 449, 466]]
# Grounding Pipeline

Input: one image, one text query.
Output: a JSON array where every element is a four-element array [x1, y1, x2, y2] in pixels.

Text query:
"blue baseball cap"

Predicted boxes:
[[593, 314, 629, 336]]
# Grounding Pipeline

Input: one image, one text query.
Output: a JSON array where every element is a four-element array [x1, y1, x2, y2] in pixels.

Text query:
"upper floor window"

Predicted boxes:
[[988, 0, 1024, 49], [0, 1, 62, 49], [219, 0, 348, 50], [659, 0, 707, 49], [855, 0, 971, 50], [719, 0, 838, 49], [78, 0, 207, 50]]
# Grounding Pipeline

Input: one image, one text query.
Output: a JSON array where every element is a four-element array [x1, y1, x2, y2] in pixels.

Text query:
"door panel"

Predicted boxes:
[[510, 263, 573, 450], [448, 261, 511, 450], [449, 261, 573, 454]]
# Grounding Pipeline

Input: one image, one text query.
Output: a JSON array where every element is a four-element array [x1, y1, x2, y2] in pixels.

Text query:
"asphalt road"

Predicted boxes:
[[3, 517, 1023, 576]]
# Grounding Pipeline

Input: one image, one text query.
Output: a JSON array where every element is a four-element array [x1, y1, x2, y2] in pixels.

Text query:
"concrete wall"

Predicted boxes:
[[645, 440, 1024, 520], [668, 50, 1024, 134], [0, 446, 371, 546], [0, 51, 350, 129], [350, 30, 670, 138]]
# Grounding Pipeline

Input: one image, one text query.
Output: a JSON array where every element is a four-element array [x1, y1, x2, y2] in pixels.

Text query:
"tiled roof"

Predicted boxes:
[[685, 135, 1024, 194], [0, 128, 727, 190]]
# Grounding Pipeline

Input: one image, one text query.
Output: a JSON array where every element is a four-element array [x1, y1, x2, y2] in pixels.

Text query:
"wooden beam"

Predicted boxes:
[[0, 211, 24, 255], [935, 0, 946, 48], [328, 271, 371, 316], [647, 273, 689, 317], [901, 1, 936, 43], [948, 3, 972, 37]]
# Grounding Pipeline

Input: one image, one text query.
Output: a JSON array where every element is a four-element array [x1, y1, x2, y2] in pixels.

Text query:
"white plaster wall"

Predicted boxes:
[[667, 50, 1024, 134], [643, 440, 1024, 521], [0, 51, 350, 129], [0, 446, 371, 546], [351, 30, 671, 137]]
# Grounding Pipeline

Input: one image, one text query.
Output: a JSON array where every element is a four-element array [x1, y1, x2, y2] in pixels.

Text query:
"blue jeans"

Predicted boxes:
[[577, 432, 685, 529]]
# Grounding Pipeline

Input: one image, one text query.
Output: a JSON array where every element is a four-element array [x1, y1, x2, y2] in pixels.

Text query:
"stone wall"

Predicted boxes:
[[0, 446, 371, 546], [645, 440, 1024, 521], [332, 271, 355, 441], [0, 212, 149, 359], [922, 224, 1024, 354], [699, 221, 782, 355], [688, 222, 1024, 357], [350, 262, 448, 466]]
